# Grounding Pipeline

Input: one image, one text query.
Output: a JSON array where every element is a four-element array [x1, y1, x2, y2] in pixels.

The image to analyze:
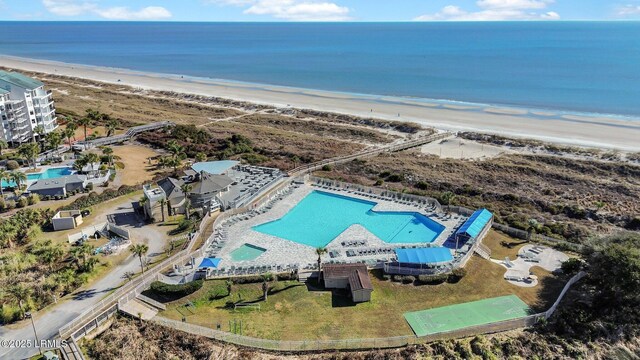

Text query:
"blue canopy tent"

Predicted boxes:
[[395, 247, 454, 266], [197, 257, 221, 269]]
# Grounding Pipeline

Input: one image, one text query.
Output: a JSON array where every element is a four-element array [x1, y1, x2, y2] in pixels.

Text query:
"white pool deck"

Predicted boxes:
[[208, 183, 465, 271], [492, 244, 569, 288]]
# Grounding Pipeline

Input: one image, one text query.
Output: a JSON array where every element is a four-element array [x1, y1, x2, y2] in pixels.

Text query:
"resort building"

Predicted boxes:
[[143, 161, 284, 221], [0, 71, 57, 144], [323, 263, 373, 303], [27, 174, 86, 198]]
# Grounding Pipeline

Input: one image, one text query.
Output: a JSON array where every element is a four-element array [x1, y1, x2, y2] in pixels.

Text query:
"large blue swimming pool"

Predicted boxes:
[[1, 167, 74, 188], [253, 191, 445, 248]]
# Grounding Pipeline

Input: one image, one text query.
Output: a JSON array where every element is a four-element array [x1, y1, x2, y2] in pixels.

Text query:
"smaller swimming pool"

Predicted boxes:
[[1, 167, 75, 188], [230, 243, 267, 262]]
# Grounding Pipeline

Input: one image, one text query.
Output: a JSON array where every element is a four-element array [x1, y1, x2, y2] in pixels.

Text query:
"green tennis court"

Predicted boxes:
[[404, 295, 530, 336]]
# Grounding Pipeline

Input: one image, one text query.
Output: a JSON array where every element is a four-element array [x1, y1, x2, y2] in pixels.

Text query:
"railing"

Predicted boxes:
[[136, 293, 167, 311], [73, 121, 174, 150]]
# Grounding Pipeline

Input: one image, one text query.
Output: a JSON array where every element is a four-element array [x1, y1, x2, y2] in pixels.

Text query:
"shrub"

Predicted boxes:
[[417, 273, 448, 285], [416, 181, 429, 190], [402, 275, 416, 284], [6, 160, 19, 170], [150, 279, 203, 296], [447, 268, 467, 283], [382, 274, 391, 281], [561, 258, 583, 275], [16, 197, 28, 208], [374, 179, 384, 186], [386, 174, 404, 182], [392, 275, 403, 282], [321, 164, 333, 171], [85, 182, 94, 191], [28, 193, 40, 205], [5, 200, 16, 210], [276, 272, 297, 281], [232, 273, 273, 284]]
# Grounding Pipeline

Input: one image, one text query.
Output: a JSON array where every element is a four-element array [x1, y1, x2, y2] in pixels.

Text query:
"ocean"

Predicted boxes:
[[0, 21, 639, 117]]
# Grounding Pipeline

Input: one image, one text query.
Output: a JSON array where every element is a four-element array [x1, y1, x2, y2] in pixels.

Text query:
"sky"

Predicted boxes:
[[0, 0, 639, 22]]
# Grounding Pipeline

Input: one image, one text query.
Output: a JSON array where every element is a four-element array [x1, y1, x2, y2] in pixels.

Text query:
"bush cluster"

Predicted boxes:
[[58, 185, 137, 211], [150, 279, 203, 296]]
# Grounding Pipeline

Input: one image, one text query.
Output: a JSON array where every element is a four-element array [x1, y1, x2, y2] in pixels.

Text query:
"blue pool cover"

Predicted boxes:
[[395, 247, 453, 264], [455, 208, 493, 239]]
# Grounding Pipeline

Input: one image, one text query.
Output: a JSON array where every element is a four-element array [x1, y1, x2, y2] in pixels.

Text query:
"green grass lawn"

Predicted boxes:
[[158, 255, 566, 341]]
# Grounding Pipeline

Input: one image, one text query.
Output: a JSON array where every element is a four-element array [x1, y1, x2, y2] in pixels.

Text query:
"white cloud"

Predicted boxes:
[[95, 6, 172, 20], [415, 0, 559, 21], [616, 4, 640, 17], [42, 0, 96, 16], [42, 0, 172, 20], [208, 0, 351, 21]]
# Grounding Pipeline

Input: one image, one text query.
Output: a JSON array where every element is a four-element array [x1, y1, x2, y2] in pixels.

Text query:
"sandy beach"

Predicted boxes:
[[1, 55, 639, 151]]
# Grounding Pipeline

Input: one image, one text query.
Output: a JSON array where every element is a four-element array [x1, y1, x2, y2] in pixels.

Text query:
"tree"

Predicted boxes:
[[66, 121, 78, 141], [77, 114, 92, 141], [0, 139, 7, 155], [195, 152, 207, 163], [33, 125, 45, 147], [225, 280, 233, 296], [101, 146, 114, 166], [10, 171, 27, 191], [105, 118, 118, 137], [45, 131, 62, 154], [7, 285, 32, 318], [440, 191, 456, 206], [180, 184, 193, 220], [63, 127, 75, 146], [18, 142, 39, 170], [261, 273, 273, 301], [316, 247, 327, 281], [130, 243, 149, 274], [159, 198, 167, 222], [0, 169, 8, 197], [527, 218, 540, 239]]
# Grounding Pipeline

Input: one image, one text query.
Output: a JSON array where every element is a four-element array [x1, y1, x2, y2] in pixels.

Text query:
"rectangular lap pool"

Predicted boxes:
[[230, 243, 267, 261], [253, 191, 445, 248]]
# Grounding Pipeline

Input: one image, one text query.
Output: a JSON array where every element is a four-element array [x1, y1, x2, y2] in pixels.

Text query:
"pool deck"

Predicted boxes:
[[212, 183, 464, 270]]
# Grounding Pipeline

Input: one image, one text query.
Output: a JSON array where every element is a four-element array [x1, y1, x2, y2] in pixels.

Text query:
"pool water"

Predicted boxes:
[[253, 191, 445, 248], [1, 167, 74, 188], [230, 243, 267, 261]]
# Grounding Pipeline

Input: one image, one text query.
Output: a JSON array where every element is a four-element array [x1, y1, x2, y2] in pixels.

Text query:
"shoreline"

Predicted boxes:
[[1, 55, 639, 151]]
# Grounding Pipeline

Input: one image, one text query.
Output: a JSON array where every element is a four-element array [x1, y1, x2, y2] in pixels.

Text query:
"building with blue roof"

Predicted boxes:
[[385, 247, 454, 275]]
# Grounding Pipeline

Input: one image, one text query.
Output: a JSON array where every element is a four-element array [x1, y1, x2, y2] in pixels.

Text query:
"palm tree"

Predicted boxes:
[[316, 247, 327, 281], [10, 171, 27, 191], [159, 198, 167, 222], [45, 131, 62, 154], [33, 125, 45, 146], [66, 121, 78, 141], [0, 169, 8, 197], [101, 146, 114, 166], [139, 196, 148, 216], [261, 273, 272, 301], [195, 152, 207, 163], [105, 119, 118, 137], [77, 116, 91, 141], [130, 243, 149, 274], [180, 184, 192, 220], [63, 127, 75, 146], [18, 143, 39, 170], [225, 280, 233, 296], [7, 284, 32, 319], [0, 140, 8, 155]]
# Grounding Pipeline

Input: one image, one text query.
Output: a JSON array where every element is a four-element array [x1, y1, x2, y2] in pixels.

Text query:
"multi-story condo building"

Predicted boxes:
[[0, 71, 57, 144]]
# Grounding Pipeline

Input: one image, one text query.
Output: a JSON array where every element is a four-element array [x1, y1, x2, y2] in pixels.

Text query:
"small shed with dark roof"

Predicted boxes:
[[323, 263, 373, 303]]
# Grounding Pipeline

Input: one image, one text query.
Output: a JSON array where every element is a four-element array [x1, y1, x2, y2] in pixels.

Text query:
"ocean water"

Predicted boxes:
[[253, 191, 444, 247], [0, 22, 638, 116]]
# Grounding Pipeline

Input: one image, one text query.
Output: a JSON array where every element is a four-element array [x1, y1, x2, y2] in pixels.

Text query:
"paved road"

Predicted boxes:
[[0, 200, 169, 360]]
